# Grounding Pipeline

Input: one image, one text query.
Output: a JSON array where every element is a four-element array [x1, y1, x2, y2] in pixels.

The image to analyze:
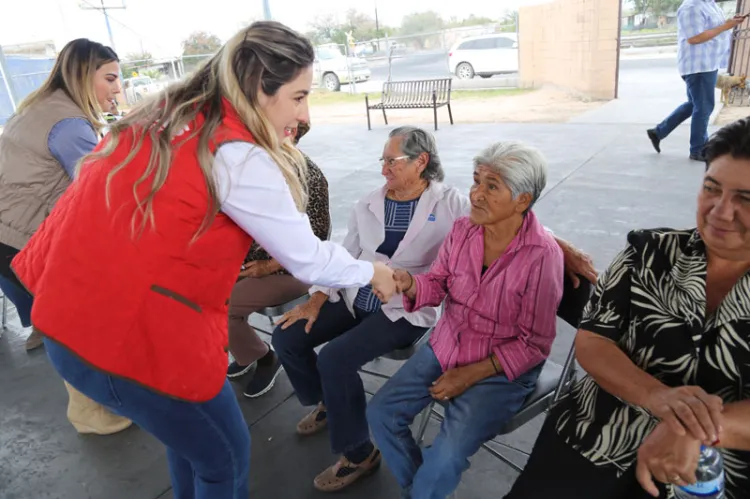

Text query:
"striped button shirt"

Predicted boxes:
[[354, 197, 420, 312], [403, 212, 564, 381], [677, 0, 731, 76]]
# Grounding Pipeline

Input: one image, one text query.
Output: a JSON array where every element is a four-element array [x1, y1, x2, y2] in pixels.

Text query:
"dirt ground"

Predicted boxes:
[[715, 104, 750, 125], [309, 88, 605, 125]]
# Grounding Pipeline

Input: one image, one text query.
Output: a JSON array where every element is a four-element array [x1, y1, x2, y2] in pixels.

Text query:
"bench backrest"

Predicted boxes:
[[381, 78, 452, 106]]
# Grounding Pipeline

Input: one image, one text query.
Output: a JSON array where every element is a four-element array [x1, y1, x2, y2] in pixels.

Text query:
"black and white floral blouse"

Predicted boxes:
[[550, 228, 750, 498]]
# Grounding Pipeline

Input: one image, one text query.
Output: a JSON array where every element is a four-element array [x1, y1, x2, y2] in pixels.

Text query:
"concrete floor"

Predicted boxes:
[[0, 121, 706, 499]]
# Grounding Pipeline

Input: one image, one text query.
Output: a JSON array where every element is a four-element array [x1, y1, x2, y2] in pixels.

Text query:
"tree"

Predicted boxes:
[[399, 11, 444, 36], [343, 9, 378, 40], [181, 31, 222, 56], [446, 14, 496, 28], [651, 0, 681, 16], [308, 14, 347, 45], [121, 51, 153, 78], [631, 0, 653, 25]]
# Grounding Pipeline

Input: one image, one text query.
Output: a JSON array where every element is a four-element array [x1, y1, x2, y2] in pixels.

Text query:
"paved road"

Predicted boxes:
[[366, 51, 676, 83]]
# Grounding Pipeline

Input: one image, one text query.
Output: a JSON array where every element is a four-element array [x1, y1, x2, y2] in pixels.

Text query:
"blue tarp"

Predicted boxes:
[[0, 55, 56, 125]]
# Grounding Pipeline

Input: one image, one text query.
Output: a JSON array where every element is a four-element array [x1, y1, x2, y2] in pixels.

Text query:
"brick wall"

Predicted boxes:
[[518, 0, 621, 100]]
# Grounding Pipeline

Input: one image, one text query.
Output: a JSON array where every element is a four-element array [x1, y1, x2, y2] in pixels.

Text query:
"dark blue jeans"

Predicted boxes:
[[45, 338, 250, 499], [655, 70, 718, 156], [0, 273, 33, 327], [367, 344, 542, 499], [271, 299, 427, 455]]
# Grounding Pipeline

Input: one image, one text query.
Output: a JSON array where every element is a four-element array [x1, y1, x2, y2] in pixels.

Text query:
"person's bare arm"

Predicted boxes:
[[687, 15, 744, 45], [576, 330, 724, 444], [715, 400, 750, 450]]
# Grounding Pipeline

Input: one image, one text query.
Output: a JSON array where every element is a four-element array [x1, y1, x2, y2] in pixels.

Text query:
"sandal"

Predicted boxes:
[[296, 403, 328, 436], [313, 447, 382, 492]]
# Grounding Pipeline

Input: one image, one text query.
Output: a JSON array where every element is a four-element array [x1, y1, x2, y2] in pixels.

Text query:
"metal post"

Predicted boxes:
[[80, 1, 126, 81], [0, 46, 19, 112], [262, 0, 272, 20], [102, 0, 117, 51], [81, 1, 126, 50]]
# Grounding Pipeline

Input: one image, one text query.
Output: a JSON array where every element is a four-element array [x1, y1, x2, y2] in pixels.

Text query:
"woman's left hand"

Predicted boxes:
[[429, 367, 476, 401], [556, 238, 598, 288], [636, 421, 702, 497]]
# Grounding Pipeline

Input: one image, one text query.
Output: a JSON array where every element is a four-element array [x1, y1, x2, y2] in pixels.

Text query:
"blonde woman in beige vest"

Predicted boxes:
[[0, 38, 132, 436]]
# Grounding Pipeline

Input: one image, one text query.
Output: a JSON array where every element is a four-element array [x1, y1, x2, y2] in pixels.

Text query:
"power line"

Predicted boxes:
[[77, 0, 173, 56]]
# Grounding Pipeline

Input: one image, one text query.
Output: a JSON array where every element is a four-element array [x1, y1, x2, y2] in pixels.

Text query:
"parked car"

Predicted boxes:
[[448, 34, 519, 79], [122, 76, 165, 105], [313, 45, 371, 92]]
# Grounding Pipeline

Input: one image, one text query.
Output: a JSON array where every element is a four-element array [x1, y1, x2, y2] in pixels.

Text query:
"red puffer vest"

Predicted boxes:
[[12, 100, 255, 402]]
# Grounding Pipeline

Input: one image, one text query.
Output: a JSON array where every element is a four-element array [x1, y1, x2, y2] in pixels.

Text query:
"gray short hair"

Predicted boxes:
[[473, 141, 547, 212], [389, 126, 445, 182]]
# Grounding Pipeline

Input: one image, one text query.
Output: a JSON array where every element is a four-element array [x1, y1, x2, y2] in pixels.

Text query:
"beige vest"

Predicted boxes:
[[0, 89, 89, 250]]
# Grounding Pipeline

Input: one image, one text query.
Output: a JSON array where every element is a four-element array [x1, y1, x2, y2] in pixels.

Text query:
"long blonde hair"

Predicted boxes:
[[17, 38, 118, 133], [92, 21, 314, 237]]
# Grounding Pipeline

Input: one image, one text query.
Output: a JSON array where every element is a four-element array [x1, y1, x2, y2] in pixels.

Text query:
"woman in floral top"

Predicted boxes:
[[226, 121, 331, 398], [506, 118, 750, 499]]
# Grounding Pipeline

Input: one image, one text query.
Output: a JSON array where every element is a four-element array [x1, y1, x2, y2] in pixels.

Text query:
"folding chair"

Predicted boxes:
[[412, 273, 593, 472]]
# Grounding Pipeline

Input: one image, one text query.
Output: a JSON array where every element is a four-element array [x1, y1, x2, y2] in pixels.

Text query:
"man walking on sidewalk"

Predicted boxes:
[[647, 0, 744, 160]]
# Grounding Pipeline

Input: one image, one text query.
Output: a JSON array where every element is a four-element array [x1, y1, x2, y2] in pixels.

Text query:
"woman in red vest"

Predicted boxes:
[[11, 21, 396, 499]]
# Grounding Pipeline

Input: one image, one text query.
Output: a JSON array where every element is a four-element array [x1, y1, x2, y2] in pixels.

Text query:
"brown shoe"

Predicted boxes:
[[296, 403, 328, 435], [65, 382, 133, 435], [313, 447, 382, 492], [25, 328, 44, 351]]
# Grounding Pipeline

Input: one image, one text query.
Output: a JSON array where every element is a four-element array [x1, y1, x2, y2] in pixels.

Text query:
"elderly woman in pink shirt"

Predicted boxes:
[[368, 141, 565, 499]]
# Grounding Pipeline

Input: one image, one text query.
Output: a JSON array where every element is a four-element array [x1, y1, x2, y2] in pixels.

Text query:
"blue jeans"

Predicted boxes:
[[0, 272, 33, 327], [655, 70, 718, 156], [271, 299, 426, 455], [367, 344, 542, 499], [45, 338, 250, 499]]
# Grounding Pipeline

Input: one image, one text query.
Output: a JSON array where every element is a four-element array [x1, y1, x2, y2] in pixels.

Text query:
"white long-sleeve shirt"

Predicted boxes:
[[213, 142, 373, 288]]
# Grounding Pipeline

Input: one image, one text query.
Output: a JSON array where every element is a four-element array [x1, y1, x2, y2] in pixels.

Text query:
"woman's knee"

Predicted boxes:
[[315, 338, 357, 376], [270, 322, 307, 355]]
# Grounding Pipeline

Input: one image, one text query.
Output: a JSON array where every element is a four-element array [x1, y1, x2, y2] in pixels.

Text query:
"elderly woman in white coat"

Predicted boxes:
[[271, 126, 597, 493]]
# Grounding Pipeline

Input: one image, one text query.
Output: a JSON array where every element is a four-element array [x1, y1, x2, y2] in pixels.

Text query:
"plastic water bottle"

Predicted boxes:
[[674, 446, 725, 499]]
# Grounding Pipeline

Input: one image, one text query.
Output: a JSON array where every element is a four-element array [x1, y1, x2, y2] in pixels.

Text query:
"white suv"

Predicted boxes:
[[313, 45, 371, 92], [448, 34, 519, 79]]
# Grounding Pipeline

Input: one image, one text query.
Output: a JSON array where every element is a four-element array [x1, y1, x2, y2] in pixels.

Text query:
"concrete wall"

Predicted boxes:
[[519, 0, 621, 100]]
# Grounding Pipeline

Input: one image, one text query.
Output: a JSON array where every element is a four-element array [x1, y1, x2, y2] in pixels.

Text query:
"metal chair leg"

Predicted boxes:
[[480, 443, 525, 473], [414, 401, 435, 445], [2, 293, 7, 328]]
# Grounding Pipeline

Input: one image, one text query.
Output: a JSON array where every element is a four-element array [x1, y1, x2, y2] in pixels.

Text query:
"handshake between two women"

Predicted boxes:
[[369, 263, 417, 303]]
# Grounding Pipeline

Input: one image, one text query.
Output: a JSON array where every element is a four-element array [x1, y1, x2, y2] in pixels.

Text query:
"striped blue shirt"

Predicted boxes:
[[677, 0, 731, 76], [353, 197, 420, 313]]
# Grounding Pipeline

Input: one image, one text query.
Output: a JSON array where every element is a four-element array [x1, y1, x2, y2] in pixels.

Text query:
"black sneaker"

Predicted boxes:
[[243, 351, 284, 398], [689, 153, 706, 162], [647, 129, 661, 153], [227, 360, 255, 379]]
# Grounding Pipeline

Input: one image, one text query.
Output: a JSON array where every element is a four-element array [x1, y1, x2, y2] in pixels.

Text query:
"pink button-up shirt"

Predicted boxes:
[[403, 212, 564, 380]]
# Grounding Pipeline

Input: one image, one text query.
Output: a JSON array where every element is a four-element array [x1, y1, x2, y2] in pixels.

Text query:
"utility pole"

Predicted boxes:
[[374, 0, 381, 51], [79, 0, 126, 52], [262, 0, 272, 20]]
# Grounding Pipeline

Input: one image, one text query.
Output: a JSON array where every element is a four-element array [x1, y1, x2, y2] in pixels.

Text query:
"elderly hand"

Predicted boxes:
[[429, 366, 477, 401], [393, 269, 416, 298], [276, 293, 327, 333], [636, 422, 702, 497], [371, 262, 397, 303], [556, 238, 598, 288], [644, 385, 724, 445], [239, 259, 279, 279]]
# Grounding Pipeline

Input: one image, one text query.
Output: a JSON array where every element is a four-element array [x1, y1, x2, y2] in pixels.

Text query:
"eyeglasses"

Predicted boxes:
[[379, 155, 410, 168]]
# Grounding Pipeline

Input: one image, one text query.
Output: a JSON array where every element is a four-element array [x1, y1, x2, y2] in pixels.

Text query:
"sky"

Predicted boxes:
[[0, 0, 541, 58]]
